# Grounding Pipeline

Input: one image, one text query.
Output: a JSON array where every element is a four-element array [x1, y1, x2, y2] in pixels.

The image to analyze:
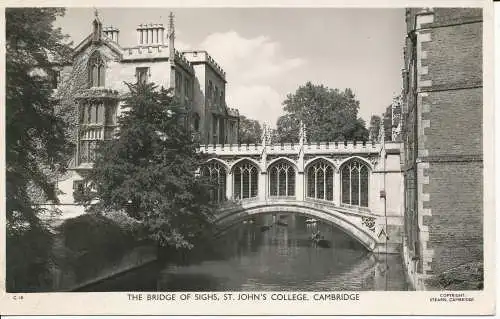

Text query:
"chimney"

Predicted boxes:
[[137, 23, 165, 46], [103, 26, 120, 44]]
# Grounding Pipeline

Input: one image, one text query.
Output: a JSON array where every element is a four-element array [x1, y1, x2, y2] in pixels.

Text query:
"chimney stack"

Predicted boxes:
[[137, 23, 165, 46], [103, 26, 120, 44]]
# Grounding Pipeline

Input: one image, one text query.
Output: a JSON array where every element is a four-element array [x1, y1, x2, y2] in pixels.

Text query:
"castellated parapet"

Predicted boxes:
[[182, 50, 227, 81], [174, 50, 195, 74], [227, 108, 240, 117]]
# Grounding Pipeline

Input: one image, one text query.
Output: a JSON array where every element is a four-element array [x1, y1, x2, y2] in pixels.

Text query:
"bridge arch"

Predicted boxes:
[[214, 202, 378, 251]]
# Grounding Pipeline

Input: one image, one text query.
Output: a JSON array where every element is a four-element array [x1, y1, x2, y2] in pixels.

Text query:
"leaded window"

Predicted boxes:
[[88, 51, 105, 87], [306, 159, 335, 201], [269, 160, 295, 197], [233, 160, 258, 200], [341, 159, 369, 207], [201, 161, 227, 203]]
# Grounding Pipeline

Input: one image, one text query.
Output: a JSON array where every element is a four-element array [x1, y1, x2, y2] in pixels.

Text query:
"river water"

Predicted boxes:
[[79, 213, 409, 291]]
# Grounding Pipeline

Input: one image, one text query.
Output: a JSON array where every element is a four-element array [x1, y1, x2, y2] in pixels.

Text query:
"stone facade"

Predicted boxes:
[[51, 12, 240, 206], [401, 8, 483, 290]]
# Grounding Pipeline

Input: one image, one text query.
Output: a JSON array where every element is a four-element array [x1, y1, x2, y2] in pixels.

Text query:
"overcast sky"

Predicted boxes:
[[55, 8, 406, 126]]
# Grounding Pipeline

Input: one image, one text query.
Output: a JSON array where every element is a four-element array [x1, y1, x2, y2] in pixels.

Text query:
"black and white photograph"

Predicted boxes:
[[1, 2, 495, 316]]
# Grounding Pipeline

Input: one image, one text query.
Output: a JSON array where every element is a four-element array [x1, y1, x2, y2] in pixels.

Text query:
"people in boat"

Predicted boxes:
[[312, 230, 321, 241]]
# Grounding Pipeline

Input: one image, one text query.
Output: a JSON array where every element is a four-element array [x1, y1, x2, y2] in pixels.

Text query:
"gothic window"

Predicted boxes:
[[184, 77, 190, 98], [97, 103, 105, 123], [233, 160, 258, 200], [79, 141, 89, 163], [192, 113, 200, 131], [89, 141, 97, 162], [306, 159, 335, 201], [88, 51, 105, 87], [136, 67, 149, 84], [214, 86, 219, 104], [49, 69, 60, 89], [341, 159, 370, 207], [201, 161, 227, 203], [79, 104, 87, 124], [207, 80, 213, 102], [175, 72, 182, 93], [89, 104, 97, 123], [269, 160, 295, 197], [105, 104, 117, 126]]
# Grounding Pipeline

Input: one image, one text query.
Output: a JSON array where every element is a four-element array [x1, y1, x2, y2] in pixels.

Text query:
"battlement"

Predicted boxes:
[[227, 108, 240, 117], [122, 45, 170, 60], [199, 141, 386, 156], [174, 50, 194, 74], [182, 50, 226, 80]]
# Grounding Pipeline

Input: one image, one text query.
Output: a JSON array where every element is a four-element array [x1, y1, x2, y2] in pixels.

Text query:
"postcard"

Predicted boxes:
[[0, 0, 495, 315]]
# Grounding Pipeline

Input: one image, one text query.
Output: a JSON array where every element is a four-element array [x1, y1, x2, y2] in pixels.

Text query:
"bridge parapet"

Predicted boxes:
[[199, 141, 384, 156]]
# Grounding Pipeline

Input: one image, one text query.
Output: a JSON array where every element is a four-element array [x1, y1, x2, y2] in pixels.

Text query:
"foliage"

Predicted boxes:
[[238, 115, 263, 144], [383, 105, 393, 141], [5, 8, 73, 291], [275, 82, 369, 143], [275, 114, 300, 144], [369, 115, 382, 142], [84, 82, 216, 249]]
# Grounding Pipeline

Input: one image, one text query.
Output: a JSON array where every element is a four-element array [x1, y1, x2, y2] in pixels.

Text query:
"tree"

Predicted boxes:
[[369, 115, 382, 142], [276, 82, 368, 143], [6, 8, 73, 291], [85, 82, 215, 249], [238, 115, 262, 144], [275, 114, 300, 144]]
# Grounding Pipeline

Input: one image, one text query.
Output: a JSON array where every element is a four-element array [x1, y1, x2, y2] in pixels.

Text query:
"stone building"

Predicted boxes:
[[400, 8, 483, 289], [51, 12, 239, 208]]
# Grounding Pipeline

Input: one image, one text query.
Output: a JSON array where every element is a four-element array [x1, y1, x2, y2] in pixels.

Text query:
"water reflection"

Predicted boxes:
[[157, 213, 408, 291], [79, 213, 408, 291]]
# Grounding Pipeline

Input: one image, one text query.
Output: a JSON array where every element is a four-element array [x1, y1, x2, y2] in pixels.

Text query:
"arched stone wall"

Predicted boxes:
[[214, 202, 379, 251]]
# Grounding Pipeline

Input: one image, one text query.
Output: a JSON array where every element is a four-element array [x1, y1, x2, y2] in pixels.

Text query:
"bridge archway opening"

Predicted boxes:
[[215, 205, 377, 251]]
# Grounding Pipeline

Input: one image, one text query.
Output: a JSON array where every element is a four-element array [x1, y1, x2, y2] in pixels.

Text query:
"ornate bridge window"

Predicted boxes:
[[88, 51, 105, 87], [269, 160, 295, 197], [306, 159, 335, 201], [341, 159, 370, 207], [233, 160, 258, 200], [201, 161, 227, 203]]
